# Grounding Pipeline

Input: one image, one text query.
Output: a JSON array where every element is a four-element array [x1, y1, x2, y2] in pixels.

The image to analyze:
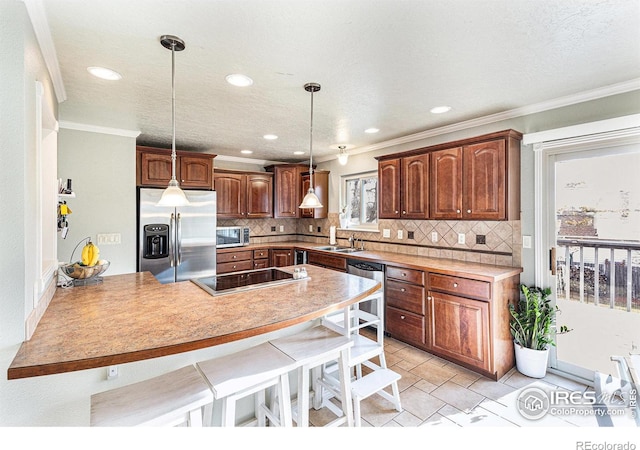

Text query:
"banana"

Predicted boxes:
[[81, 241, 100, 267]]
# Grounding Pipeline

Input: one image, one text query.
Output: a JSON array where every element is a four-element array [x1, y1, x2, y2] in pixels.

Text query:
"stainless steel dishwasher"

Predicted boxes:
[[346, 259, 385, 329]]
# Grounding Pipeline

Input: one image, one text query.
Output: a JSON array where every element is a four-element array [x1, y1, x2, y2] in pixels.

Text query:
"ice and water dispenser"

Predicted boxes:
[[143, 224, 169, 259]]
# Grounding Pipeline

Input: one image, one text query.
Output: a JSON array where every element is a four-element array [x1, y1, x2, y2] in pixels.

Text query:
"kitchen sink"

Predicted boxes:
[[313, 245, 362, 253]]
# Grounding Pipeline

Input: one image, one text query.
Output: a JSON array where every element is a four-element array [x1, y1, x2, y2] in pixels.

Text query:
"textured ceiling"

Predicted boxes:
[[40, 0, 640, 163]]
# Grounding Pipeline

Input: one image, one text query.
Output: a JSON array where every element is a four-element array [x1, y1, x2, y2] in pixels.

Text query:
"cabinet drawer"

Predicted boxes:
[[216, 260, 253, 274], [217, 250, 252, 264], [386, 280, 425, 315], [386, 306, 426, 346], [386, 265, 424, 285], [428, 273, 490, 300], [253, 249, 269, 260], [307, 252, 347, 272]]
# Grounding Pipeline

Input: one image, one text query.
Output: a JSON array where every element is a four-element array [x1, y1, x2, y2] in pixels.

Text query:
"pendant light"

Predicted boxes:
[[299, 82, 323, 209], [337, 145, 349, 165], [157, 35, 189, 207]]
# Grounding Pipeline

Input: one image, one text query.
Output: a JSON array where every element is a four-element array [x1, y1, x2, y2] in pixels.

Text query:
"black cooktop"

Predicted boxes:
[[192, 267, 298, 296]]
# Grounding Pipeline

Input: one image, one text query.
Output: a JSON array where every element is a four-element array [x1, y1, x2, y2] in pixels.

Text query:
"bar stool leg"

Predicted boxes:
[[278, 373, 293, 427], [338, 347, 354, 427]]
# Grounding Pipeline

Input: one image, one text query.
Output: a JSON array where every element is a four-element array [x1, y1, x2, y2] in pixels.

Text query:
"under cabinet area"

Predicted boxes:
[[307, 250, 347, 272], [136, 146, 215, 189]]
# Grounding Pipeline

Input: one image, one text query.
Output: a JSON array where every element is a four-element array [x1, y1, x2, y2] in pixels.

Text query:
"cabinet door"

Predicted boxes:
[[402, 154, 429, 219], [180, 156, 213, 189], [214, 173, 246, 218], [271, 248, 293, 267], [430, 147, 463, 219], [273, 166, 301, 218], [386, 306, 427, 347], [378, 158, 401, 219], [246, 174, 273, 218], [463, 140, 506, 220], [300, 171, 329, 219], [428, 291, 490, 372], [139, 152, 173, 187]]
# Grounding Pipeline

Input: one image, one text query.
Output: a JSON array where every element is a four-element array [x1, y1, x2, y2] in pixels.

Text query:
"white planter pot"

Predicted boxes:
[[514, 342, 549, 378]]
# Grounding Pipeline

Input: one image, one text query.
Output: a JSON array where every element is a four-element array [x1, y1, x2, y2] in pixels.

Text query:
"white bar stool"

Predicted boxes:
[[196, 342, 297, 427], [90, 365, 213, 427], [269, 325, 354, 427]]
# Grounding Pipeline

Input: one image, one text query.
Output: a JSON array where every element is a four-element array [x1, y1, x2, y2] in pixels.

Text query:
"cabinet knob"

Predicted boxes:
[[400, 315, 405, 320], [288, 253, 291, 256], [402, 211, 406, 214], [456, 209, 461, 214], [402, 272, 407, 277], [232, 255, 237, 259], [232, 265, 236, 269], [453, 283, 458, 288], [401, 288, 406, 292], [467, 209, 472, 214], [395, 210, 399, 214]]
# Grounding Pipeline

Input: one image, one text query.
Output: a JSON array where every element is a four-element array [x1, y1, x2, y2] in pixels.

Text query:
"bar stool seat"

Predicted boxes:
[[90, 365, 213, 427], [269, 325, 354, 427], [196, 342, 297, 427]]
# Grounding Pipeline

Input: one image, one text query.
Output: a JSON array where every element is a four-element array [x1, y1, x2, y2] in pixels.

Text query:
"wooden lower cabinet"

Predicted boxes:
[[216, 250, 253, 274], [428, 292, 489, 372], [385, 264, 519, 380], [253, 249, 270, 269], [271, 248, 293, 267]]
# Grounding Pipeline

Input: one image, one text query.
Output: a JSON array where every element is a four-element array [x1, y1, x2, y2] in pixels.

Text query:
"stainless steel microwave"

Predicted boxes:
[[216, 226, 250, 248]]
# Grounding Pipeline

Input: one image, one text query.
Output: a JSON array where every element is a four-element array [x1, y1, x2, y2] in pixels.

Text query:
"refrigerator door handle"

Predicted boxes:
[[169, 213, 175, 267], [176, 213, 182, 266]]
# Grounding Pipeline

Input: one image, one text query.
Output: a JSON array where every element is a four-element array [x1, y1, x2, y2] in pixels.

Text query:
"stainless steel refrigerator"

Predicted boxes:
[[137, 187, 217, 284]]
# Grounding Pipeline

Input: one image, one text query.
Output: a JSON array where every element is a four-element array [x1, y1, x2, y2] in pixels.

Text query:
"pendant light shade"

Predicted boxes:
[[157, 35, 189, 207], [299, 82, 323, 209]]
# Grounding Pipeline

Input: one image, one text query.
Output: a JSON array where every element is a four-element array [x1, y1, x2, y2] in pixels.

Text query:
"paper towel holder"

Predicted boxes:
[[329, 225, 337, 245]]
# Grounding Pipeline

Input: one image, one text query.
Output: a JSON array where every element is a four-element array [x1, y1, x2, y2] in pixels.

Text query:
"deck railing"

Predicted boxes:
[[556, 238, 640, 312]]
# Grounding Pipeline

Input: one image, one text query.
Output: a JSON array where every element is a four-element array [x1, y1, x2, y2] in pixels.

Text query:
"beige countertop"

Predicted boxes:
[[221, 241, 523, 283], [8, 265, 379, 380]]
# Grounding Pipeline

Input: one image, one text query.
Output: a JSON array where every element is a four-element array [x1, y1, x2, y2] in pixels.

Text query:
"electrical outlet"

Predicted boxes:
[[309, 225, 313, 232], [523, 235, 532, 249], [279, 225, 284, 232], [397, 230, 403, 239], [271, 226, 276, 232], [407, 231, 414, 240], [431, 231, 438, 242], [383, 229, 391, 238], [317, 226, 321, 233], [458, 233, 465, 245], [107, 365, 118, 380], [476, 234, 486, 245]]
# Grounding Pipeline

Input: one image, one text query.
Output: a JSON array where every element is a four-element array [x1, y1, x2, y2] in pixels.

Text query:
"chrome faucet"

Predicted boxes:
[[358, 238, 365, 251], [349, 233, 356, 248]]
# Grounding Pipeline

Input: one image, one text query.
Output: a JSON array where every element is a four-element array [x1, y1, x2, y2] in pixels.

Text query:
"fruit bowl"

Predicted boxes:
[[60, 261, 110, 282]]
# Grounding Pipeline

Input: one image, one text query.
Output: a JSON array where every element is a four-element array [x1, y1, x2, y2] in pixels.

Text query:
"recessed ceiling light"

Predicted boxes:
[[430, 106, 452, 114], [225, 74, 253, 87], [263, 134, 278, 140], [240, 149, 253, 154], [365, 128, 379, 134], [87, 66, 122, 81], [293, 151, 305, 155]]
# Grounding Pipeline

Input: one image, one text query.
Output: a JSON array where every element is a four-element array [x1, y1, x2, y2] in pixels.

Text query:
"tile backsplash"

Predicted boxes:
[[218, 214, 522, 268]]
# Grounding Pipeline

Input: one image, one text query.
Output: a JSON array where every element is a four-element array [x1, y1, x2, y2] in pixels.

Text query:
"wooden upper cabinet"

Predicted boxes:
[[430, 147, 463, 219], [136, 146, 215, 190], [300, 170, 329, 219], [214, 170, 273, 219], [214, 171, 246, 218], [378, 159, 401, 219], [401, 153, 430, 219], [266, 164, 308, 218], [463, 140, 506, 220], [246, 173, 273, 218]]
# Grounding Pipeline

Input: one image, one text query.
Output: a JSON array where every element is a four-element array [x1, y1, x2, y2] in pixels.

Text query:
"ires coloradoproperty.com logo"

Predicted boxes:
[[516, 385, 638, 421]]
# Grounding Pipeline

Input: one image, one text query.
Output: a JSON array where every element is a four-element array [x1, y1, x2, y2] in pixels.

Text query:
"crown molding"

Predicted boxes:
[[316, 78, 640, 163], [214, 154, 287, 166], [59, 121, 141, 138], [22, 0, 66, 103]]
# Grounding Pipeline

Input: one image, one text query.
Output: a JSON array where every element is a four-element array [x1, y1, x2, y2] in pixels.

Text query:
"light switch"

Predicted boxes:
[[458, 233, 465, 245], [383, 229, 391, 238], [431, 231, 438, 243], [309, 225, 313, 232], [397, 230, 403, 239], [279, 225, 284, 232], [523, 235, 532, 249]]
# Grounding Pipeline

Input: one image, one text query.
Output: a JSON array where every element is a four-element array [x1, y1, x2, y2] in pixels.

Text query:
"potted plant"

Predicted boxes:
[[339, 205, 349, 229], [509, 284, 571, 378]]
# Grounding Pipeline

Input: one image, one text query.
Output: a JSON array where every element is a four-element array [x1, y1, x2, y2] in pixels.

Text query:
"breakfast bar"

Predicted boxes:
[[8, 265, 380, 380]]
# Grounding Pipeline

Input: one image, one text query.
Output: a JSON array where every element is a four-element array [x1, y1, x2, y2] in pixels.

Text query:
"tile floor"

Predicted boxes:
[[307, 330, 639, 429]]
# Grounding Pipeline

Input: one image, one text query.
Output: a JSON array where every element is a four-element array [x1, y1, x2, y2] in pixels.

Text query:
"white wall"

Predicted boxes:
[[57, 129, 137, 275]]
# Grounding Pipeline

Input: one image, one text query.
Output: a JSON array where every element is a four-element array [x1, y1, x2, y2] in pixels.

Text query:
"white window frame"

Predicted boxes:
[[340, 170, 379, 232]]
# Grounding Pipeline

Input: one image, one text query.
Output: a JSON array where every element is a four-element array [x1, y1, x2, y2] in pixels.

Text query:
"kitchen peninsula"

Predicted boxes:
[[8, 265, 380, 380]]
